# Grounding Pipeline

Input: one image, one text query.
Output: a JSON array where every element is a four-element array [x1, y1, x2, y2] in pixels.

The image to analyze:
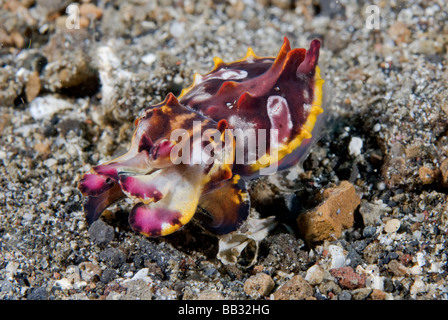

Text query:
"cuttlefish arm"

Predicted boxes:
[[125, 165, 206, 237], [78, 150, 153, 224], [196, 174, 250, 235]]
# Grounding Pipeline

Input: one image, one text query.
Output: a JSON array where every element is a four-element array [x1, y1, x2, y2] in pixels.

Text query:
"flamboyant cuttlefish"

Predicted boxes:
[[78, 37, 324, 237]]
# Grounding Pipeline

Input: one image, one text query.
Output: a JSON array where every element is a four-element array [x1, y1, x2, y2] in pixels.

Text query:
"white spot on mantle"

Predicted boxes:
[[266, 95, 293, 142]]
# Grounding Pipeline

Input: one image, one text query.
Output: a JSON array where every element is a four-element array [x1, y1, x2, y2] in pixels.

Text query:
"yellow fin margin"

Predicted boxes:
[[178, 72, 203, 99], [251, 66, 324, 172]]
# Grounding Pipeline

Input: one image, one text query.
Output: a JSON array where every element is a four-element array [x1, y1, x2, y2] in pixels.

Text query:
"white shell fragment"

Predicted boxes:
[[348, 136, 363, 157], [217, 215, 277, 267], [29, 95, 74, 120]]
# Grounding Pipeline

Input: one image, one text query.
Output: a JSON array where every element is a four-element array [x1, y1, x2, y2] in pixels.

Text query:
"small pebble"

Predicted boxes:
[[351, 288, 372, 300], [129, 268, 152, 284], [387, 260, 408, 277], [79, 3, 103, 20], [383, 278, 394, 293], [99, 248, 126, 269], [297, 181, 360, 244], [369, 289, 386, 300], [384, 219, 401, 233], [346, 249, 363, 268], [141, 53, 157, 66], [89, 220, 114, 246], [29, 95, 73, 120], [243, 273, 275, 297], [348, 137, 363, 157], [440, 159, 448, 186], [170, 22, 185, 38], [100, 269, 117, 283], [27, 286, 48, 300], [305, 265, 325, 285], [25, 71, 41, 102], [329, 266, 366, 290], [353, 240, 367, 252], [362, 226, 377, 238], [272, 275, 313, 300], [79, 262, 102, 282], [54, 278, 73, 290], [418, 166, 437, 185], [373, 123, 381, 132], [196, 291, 225, 300], [410, 278, 426, 296], [338, 291, 352, 300], [328, 245, 346, 269], [388, 21, 411, 44]]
